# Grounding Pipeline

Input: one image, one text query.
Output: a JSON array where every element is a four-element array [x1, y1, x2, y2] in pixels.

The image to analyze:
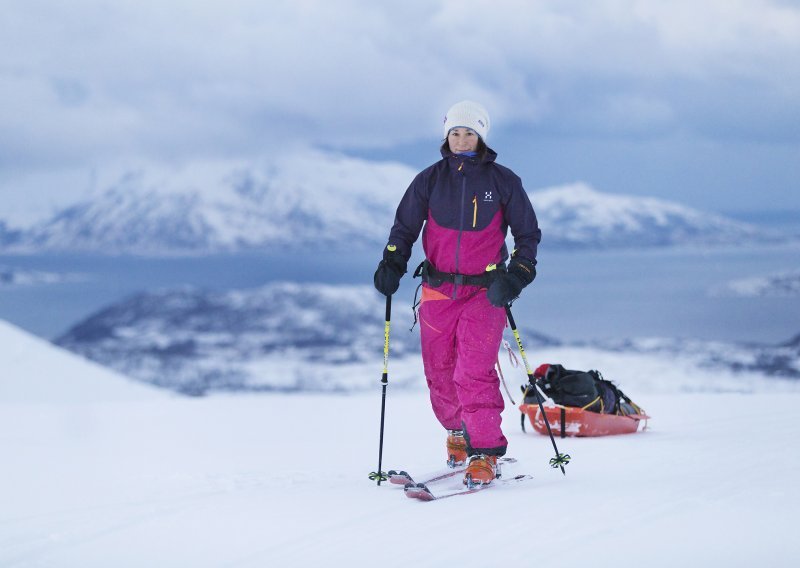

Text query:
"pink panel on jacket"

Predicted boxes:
[[422, 209, 505, 275]]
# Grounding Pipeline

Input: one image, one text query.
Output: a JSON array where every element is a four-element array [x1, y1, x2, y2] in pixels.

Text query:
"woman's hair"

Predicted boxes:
[[441, 136, 489, 162]]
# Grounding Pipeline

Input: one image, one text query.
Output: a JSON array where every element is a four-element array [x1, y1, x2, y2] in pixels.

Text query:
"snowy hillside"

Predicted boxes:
[[0, 320, 162, 402], [54, 282, 798, 395], [0, 152, 781, 255], [3, 315, 800, 567]]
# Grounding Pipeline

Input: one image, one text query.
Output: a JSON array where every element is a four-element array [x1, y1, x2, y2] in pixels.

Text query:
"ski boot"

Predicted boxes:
[[463, 454, 497, 487], [446, 429, 467, 468]]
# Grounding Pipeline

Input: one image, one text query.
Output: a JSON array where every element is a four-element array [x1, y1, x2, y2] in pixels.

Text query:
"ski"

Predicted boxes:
[[404, 474, 533, 501], [387, 457, 517, 487], [387, 467, 460, 487]]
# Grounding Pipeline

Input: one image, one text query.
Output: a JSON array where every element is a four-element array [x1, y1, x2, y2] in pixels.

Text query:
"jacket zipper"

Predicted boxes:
[[472, 195, 477, 228], [453, 164, 467, 298]]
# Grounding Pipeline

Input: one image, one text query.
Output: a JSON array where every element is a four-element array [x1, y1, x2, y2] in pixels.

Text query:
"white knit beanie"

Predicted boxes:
[[443, 100, 490, 141]]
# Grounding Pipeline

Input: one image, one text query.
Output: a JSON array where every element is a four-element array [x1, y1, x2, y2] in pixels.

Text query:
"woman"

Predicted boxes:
[[373, 100, 541, 486]]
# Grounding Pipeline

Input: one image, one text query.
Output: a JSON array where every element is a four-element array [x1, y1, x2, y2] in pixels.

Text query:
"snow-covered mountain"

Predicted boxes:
[[718, 269, 800, 297], [0, 151, 781, 255], [534, 182, 768, 248], [6, 151, 410, 255], [0, 265, 78, 286], [54, 282, 797, 395], [589, 335, 800, 381], [54, 283, 429, 395], [52, 282, 557, 395]]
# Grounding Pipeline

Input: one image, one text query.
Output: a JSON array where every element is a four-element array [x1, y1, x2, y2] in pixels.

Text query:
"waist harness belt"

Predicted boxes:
[[413, 259, 501, 288]]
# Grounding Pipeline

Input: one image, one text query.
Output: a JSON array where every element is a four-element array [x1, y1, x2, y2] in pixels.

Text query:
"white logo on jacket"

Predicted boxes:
[[484, 191, 493, 202]]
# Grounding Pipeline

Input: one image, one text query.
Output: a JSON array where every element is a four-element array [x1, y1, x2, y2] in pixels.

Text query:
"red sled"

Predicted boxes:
[[519, 403, 650, 438]]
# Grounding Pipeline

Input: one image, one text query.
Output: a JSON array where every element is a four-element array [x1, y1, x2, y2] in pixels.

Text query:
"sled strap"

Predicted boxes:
[[502, 339, 520, 368], [581, 395, 601, 412], [560, 407, 566, 438], [496, 357, 516, 405]]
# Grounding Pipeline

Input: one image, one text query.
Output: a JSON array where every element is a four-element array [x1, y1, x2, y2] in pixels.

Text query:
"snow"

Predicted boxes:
[[0, 320, 163, 403], [2, 319, 799, 567], [534, 182, 769, 248], [720, 269, 800, 297]]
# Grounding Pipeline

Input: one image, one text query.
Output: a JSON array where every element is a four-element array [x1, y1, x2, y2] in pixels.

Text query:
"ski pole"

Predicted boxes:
[[369, 294, 392, 485], [504, 304, 571, 475]]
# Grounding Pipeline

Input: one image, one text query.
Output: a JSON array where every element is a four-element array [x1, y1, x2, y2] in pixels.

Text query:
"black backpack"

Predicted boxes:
[[523, 364, 642, 416]]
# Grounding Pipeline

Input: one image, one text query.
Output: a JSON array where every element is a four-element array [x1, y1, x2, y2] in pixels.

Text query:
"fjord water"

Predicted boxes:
[[0, 244, 798, 344]]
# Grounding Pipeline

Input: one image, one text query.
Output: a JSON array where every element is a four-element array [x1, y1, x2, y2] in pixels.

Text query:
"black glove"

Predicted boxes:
[[373, 246, 408, 296], [486, 257, 536, 307]]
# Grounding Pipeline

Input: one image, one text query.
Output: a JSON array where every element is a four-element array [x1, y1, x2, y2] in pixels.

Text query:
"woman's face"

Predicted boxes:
[[447, 127, 479, 153]]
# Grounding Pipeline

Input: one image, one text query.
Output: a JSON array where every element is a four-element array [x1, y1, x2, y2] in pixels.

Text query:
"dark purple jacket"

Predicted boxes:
[[386, 147, 541, 278]]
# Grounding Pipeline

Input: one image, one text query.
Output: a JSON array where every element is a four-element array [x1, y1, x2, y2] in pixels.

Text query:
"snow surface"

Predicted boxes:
[[2, 320, 799, 567], [0, 320, 163, 403]]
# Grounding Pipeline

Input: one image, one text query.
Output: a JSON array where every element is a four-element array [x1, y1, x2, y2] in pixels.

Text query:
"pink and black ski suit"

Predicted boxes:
[[384, 147, 541, 456]]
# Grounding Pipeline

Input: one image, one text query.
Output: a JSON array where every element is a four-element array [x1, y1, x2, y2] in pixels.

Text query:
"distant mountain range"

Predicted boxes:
[[55, 283, 425, 395], [0, 151, 788, 255], [717, 270, 800, 298], [54, 282, 798, 395], [52, 283, 556, 395], [534, 182, 773, 249], [589, 335, 800, 382], [0, 265, 70, 286]]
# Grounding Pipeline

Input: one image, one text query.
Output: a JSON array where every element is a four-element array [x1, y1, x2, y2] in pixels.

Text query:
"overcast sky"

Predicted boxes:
[[1, 0, 799, 222]]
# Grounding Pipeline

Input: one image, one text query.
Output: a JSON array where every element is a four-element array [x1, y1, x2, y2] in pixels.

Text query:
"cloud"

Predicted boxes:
[[0, 0, 798, 173]]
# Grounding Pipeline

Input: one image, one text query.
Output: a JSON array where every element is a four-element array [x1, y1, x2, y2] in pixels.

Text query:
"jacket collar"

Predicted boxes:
[[441, 146, 498, 165]]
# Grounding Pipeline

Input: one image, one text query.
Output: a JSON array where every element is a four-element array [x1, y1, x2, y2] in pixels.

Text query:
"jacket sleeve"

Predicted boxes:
[[385, 171, 430, 261], [502, 174, 541, 265]]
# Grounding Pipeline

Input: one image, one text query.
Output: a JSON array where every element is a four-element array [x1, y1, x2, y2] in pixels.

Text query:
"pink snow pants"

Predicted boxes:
[[419, 283, 508, 455]]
